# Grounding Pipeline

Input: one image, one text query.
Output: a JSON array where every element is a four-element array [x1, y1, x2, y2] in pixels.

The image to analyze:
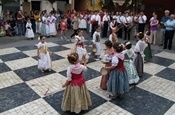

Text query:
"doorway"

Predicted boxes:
[[31, 1, 40, 11]]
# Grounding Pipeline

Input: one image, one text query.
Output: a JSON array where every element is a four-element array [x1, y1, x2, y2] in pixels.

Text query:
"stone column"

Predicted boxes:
[[41, 0, 57, 13], [0, 0, 2, 19]]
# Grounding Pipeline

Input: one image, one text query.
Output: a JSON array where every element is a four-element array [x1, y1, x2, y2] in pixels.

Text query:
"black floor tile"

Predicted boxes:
[[32, 53, 64, 61], [14, 65, 56, 81], [55, 40, 73, 45], [156, 68, 175, 82], [49, 46, 69, 52], [0, 52, 29, 62], [44, 90, 106, 115], [151, 56, 174, 67], [16, 45, 37, 51], [138, 72, 152, 84], [0, 63, 11, 73], [59, 67, 101, 81], [0, 83, 40, 113], [110, 87, 174, 115]]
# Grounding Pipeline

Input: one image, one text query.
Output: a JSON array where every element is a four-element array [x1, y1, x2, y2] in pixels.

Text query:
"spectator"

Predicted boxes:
[[159, 10, 170, 46], [163, 14, 175, 50]]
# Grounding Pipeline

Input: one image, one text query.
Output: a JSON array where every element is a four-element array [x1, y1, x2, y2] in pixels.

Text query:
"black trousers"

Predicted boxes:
[[124, 27, 131, 40], [117, 27, 123, 38], [91, 23, 98, 37], [138, 23, 145, 33], [70, 29, 78, 38], [102, 22, 108, 38], [164, 30, 175, 50]]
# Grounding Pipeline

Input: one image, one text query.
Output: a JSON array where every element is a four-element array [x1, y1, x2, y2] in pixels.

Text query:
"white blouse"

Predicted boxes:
[[103, 54, 112, 63], [92, 31, 101, 43], [66, 63, 87, 81]]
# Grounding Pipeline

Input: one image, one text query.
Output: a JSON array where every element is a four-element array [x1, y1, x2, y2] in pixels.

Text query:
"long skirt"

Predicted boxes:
[[25, 28, 34, 38], [144, 43, 152, 61], [76, 46, 89, 63], [61, 84, 92, 114], [100, 67, 110, 90], [41, 23, 47, 36], [49, 23, 57, 36], [124, 59, 140, 84], [107, 70, 129, 95], [38, 52, 52, 70], [134, 54, 143, 77]]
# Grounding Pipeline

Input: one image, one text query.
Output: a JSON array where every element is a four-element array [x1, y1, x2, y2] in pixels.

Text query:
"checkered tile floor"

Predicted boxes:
[[0, 38, 175, 115]]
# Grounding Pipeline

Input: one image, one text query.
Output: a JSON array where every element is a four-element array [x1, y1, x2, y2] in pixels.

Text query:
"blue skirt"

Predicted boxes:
[[107, 69, 129, 95]]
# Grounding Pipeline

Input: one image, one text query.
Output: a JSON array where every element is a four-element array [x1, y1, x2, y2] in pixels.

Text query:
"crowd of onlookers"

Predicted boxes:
[[0, 8, 175, 49]]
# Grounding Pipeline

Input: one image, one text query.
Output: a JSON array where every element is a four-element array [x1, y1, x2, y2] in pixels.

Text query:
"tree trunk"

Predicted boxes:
[[104, 0, 115, 11]]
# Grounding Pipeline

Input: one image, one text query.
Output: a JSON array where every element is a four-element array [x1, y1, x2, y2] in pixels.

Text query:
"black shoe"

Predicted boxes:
[[163, 47, 167, 49]]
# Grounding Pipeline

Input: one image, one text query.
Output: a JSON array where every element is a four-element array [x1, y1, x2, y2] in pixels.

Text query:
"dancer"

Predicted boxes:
[[75, 30, 89, 65], [61, 53, 92, 114], [60, 16, 67, 39], [123, 41, 139, 84], [104, 42, 129, 98], [92, 26, 101, 60], [134, 32, 148, 77], [37, 36, 52, 72], [100, 40, 113, 90], [48, 12, 57, 36], [109, 28, 118, 44], [144, 31, 152, 62], [25, 18, 34, 40]]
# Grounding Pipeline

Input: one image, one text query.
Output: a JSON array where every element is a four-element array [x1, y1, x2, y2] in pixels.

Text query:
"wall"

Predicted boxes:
[[142, 0, 175, 19], [57, 1, 66, 13], [87, 0, 101, 11]]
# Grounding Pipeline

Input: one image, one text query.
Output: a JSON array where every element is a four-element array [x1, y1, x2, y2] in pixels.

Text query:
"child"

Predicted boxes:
[[5, 21, 13, 37], [109, 28, 118, 44], [103, 42, 129, 98], [37, 36, 52, 72], [75, 29, 89, 65], [144, 31, 152, 62], [92, 26, 101, 61], [60, 16, 67, 40], [100, 40, 114, 90], [61, 53, 92, 114], [123, 41, 139, 84], [25, 18, 34, 40], [134, 32, 148, 77]]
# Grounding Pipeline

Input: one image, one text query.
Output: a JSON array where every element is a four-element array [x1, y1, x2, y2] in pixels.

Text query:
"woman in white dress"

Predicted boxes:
[[37, 36, 52, 72], [25, 18, 34, 40], [41, 12, 48, 36], [74, 30, 89, 65], [48, 12, 57, 36], [134, 32, 148, 77], [79, 13, 87, 30]]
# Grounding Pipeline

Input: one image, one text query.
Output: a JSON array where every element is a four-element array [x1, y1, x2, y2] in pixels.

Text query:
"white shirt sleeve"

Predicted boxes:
[[92, 32, 96, 44], [98, 15, 101, 25], [66, 66, 72, 81], [81, 65, 87, 72], [109, 34, 112, 42], [112, 56, 119, 66], [143, 15, 147, 22]]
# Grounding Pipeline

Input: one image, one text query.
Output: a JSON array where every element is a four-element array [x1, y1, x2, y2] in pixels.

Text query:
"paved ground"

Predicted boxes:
[[0, 30, 175, 115]]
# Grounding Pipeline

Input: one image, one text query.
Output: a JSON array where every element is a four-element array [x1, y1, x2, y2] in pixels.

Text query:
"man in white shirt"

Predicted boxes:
[[138, 11, 147, 33], [90, 11, 101, 37], [123, 12, 132, 40], [164, 14, 175, 50], [116, 12, 124, 38], [102, 12, 110, 38]]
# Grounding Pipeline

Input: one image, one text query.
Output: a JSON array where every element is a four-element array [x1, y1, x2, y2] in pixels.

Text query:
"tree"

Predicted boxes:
[[103, 0, 115, 11]]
